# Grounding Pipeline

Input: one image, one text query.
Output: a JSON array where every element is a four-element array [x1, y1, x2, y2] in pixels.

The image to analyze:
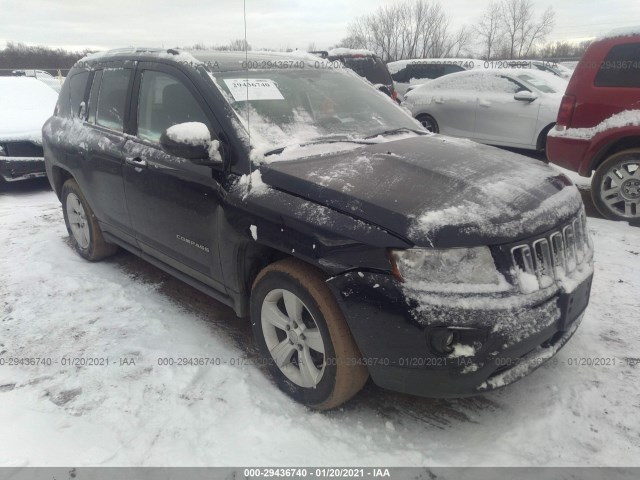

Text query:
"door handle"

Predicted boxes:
[[125, 157, 148, 170], [479, 100, 491, 108], [435, 97, 444, 104]]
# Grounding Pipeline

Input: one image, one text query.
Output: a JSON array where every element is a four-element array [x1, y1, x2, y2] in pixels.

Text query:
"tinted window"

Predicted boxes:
[[390, 67, 408, 83], [594, 43, 640, 87], [340, 56, 393, 85], [137, 70, 210, 143], [443, 64, 465, 75], [69, 71, 90, 119], [409, 64, 445, 80], [96, 68, 132, 132]]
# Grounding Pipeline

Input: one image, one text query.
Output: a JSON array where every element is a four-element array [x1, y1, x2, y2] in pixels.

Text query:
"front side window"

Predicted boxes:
[[95, 68, 132, 132], [137, 70, 210, 143], [594, 43, 640, 88]]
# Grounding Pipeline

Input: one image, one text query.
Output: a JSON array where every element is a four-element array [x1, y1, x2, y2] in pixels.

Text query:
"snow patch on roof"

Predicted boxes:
[[328, 48, 375, 57], [598, 26, 640, 40], [548, 110, 640, 140]]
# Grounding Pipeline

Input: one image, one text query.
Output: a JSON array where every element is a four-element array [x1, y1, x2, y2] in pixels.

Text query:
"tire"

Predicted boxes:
[[591, 149, 640, 221], [416, 114, 439, 133], [251, 258, 369, 410], [61, 178, 118, 261]]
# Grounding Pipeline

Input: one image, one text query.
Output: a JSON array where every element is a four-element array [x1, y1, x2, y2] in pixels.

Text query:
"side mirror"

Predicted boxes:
[[514, 91, 538, 102], [160, 122, 223, 165]]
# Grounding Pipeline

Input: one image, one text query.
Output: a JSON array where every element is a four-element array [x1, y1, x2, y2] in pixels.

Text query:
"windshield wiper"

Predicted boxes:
[[264, 136, 376, 157], [363, 127, 427, 139]]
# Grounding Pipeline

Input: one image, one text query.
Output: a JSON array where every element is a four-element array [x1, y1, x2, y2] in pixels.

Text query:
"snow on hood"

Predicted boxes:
[[0, 77, 58, 142], [549, 110, 640, 140], [259, 135, 583, 247]]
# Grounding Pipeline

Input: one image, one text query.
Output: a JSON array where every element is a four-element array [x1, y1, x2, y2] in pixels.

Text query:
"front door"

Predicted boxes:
[[122, 63, 226, 290]]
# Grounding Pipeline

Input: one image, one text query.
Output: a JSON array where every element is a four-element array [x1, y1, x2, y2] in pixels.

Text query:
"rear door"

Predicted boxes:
[[79, 64, 137, 245], [122, 62, 226, 290]]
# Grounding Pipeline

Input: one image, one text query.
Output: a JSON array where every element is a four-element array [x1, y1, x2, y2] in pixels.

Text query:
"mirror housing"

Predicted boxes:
[[514, 91, 538, 102], [160, 122, 224, 166]]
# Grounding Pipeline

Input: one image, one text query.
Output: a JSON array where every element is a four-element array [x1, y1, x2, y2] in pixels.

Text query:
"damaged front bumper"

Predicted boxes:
[[326, 267, 593, 398]]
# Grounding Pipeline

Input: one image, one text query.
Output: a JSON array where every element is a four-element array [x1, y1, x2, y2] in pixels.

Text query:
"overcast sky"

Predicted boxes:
[[1, 0, 639, 52]]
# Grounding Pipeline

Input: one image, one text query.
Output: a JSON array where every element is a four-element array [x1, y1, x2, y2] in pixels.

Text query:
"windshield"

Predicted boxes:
[[212, 68, 419, 152]]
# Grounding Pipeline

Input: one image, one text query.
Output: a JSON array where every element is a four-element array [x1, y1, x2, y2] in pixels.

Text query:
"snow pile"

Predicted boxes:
[[549, 110, 640, 140], [0, 77, 58, 144]]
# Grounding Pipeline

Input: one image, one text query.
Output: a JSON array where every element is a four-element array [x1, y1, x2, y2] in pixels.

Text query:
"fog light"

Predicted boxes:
[[429, 328, 456, 356]]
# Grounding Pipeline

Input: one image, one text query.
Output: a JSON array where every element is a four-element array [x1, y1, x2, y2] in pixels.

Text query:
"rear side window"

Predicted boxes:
[[341, 56, 393, 85], [95, 68, 132, 132], [594, 43, 640, 88], [409, 64, 445, 80], [87, 70, 103, 124], [68, 71, 89, 119], [136, 70, 210, 144]]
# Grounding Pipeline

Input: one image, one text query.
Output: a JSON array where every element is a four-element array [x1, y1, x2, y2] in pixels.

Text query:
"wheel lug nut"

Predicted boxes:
[[299, 334, 305, 340], [289, 340, 294, 345], [285, 325, 290, 331], [297, 344, 303, 351]]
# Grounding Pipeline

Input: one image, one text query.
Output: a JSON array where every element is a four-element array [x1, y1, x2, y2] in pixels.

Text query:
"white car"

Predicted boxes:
[[403, 69, 568, 152], [12, 69, 64, 92], [0, 77, 59, 182]]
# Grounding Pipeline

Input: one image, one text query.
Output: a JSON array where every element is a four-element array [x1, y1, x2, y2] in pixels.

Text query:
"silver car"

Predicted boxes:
[[403, 69, 568, 152]]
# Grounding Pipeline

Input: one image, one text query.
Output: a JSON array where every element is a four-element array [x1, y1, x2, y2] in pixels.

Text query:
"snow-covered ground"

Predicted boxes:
[[1, 184, 640, 467]]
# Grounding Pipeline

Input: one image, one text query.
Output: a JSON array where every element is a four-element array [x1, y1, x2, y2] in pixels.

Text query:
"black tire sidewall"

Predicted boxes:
[[592, 150, 640, 221], [61, 180, 98, 260], [417, 114, 439, 133], [251, 270, 338, 408]]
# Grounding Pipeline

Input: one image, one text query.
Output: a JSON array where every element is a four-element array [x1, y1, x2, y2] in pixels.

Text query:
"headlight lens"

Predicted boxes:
[[391, 247, 509, 293]]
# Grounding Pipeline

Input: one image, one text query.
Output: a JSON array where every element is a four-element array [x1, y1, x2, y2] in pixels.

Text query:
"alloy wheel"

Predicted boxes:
[[599, 160, 640, 219], [261, 288, 326, 388], [65, 192, 90, 249]]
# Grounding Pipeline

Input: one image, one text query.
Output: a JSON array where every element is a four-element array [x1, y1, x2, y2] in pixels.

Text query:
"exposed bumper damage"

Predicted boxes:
[[0, 157, 46, 182], [326, 262, 593, 398]]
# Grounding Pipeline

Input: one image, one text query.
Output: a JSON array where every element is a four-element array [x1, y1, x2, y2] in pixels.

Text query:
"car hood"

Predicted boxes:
[[259, 135, 583, 247]]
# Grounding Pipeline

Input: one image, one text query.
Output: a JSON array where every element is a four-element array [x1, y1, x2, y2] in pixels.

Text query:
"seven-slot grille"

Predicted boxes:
[[510, 211, 592, 293]]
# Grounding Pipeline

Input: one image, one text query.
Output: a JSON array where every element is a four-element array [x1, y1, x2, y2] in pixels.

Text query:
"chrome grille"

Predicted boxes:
[[510, 212, 592, 293]]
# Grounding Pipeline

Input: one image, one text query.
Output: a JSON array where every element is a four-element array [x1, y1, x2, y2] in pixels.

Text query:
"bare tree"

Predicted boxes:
[[501, 0, 555, 59], [475, 2, 503, 59], [338, 0, 473, 61]]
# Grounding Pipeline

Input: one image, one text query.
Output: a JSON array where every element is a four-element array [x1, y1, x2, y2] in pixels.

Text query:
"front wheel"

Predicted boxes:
[[251, 258, 369, 410], [61, 178, 118, 261], [416, 114, 439, 133], [592, 149, 640, 221]]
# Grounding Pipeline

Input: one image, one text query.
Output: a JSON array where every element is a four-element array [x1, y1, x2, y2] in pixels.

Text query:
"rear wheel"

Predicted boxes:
[[416, 114, 439, 133], [592, 149, 640, 221], [251, 258, 368, 410], [61, 179, 118, 261]]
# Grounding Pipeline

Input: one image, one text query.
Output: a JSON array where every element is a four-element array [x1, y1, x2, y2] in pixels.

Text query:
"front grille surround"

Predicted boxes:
[[508, 211, 592, 294]]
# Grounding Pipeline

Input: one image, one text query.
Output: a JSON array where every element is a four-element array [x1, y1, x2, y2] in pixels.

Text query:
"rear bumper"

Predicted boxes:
[[546, 135, 591, 175], [0, 157, 46, 182], [327, 270, 592, 398]]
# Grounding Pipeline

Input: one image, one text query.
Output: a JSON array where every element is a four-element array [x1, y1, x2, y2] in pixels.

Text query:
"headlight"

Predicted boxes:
[[390, 247, 510, 293], [0, 144, 6, 156]]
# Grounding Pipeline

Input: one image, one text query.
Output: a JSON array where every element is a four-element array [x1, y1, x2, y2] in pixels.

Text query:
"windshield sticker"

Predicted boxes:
[[223, 79, 285, 101]]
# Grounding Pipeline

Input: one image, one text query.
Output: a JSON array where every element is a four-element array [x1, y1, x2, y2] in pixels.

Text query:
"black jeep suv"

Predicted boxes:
[[43, 48, 594, 409]]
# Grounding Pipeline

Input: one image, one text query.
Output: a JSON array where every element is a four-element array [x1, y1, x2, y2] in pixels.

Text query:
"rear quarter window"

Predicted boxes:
[[66, 71, 90, 119], [594, 43, 640, 88]]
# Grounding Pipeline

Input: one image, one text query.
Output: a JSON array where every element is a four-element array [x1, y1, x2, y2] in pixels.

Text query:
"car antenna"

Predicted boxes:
[[244, 0, 252, 190]]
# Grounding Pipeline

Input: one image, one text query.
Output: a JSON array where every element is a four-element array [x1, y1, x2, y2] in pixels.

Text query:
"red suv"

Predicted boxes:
[[547, 29, 640, 222]]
